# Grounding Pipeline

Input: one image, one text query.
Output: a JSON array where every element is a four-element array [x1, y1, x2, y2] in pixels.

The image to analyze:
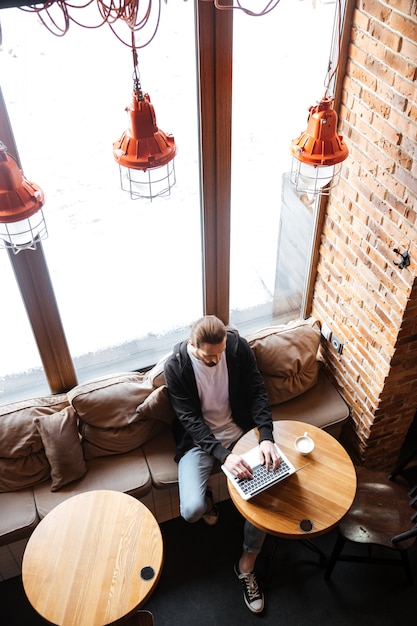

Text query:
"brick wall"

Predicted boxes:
[[311, 0, 417, 470]]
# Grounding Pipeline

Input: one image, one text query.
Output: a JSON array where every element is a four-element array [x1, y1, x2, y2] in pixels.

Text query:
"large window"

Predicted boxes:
[[0, 1, 342, 403]]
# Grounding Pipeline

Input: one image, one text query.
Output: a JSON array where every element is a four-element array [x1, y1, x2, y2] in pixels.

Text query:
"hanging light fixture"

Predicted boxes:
[[290, 96, 348, 197], [113, 40, 177, 200], [0, 142, 47, 254], [290, 0, 348, 197]]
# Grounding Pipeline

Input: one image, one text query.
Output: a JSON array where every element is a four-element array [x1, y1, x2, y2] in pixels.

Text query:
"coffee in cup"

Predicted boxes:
[[295, 432, 314, 454]]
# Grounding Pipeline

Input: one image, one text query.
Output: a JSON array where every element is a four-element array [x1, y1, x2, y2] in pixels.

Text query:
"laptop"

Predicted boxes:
[[221, 443, 308, 500]]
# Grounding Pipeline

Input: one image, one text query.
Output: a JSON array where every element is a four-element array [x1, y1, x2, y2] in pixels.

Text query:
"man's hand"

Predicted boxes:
[[224, 440, 282, 479], [259, 440, 282, 471], [224, 453, 253, 480]]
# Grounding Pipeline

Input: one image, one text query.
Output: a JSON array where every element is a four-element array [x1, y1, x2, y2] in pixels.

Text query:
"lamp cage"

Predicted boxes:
[[290, 96, 348, 197], [0, 143, 47, 253]]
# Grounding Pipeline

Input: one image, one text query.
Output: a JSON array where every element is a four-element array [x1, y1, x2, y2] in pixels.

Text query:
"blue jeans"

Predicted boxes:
[[178, 446, 266, 554]]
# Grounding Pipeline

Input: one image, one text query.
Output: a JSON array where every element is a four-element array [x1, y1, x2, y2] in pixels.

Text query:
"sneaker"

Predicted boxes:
[[202, 489, 219, 526], [234, 564, 264, 614]]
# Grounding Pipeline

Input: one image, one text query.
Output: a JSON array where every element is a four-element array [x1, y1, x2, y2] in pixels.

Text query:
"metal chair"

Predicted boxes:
[[324, 465, 417, 584]]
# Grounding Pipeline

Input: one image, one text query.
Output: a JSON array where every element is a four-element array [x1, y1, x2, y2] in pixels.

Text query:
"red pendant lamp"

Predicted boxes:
[[0, 142, 47, 254], [290, 95, 348, 197], [290, 0, 348, 197], [113, 86, 176, 200], [113, 44, 176, 201]]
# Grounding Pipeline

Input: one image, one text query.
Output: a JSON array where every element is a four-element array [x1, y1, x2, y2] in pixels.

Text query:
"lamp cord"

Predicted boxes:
[[20, 0, 163, 49], [324, 0, 343, 98]]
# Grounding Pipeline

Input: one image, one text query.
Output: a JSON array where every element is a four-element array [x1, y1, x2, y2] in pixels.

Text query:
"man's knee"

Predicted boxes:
[[180, 499, 206, 523]]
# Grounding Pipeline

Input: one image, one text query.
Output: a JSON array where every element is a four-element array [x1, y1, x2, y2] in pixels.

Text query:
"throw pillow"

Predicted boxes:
[[68, 372, 154, 428], [247, 318, 321, 404], [34, 406, 87, 491], [142, 352, 172, 388], [136, 385, 176, 425], [0, 395, 69, 493]]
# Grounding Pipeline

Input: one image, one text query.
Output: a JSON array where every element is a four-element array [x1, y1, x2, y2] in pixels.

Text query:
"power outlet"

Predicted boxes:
[[321, 322, 332, 341], [331, 334, 343, 354]]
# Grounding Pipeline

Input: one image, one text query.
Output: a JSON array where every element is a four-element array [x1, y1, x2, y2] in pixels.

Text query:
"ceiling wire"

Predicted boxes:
[[206, 0, 281, 17], [323, 0, 343, 97], [19, 0, 163, 48]]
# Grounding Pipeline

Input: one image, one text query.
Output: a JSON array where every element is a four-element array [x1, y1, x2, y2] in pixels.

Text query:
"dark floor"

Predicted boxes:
[[2, 493, 417, 626]]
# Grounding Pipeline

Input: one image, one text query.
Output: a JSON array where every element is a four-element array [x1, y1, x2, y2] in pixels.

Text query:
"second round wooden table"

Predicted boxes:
[[22, 490, 163, 626], [228, 420, 356, 539]]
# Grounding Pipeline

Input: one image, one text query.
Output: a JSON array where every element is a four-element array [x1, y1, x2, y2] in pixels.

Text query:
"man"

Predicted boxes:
[[164, 315, 281, 614]]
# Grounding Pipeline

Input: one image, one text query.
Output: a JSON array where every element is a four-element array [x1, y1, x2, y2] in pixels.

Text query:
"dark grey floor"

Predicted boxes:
[[144, 499, 417, 626], [2, 495, 416, 626]]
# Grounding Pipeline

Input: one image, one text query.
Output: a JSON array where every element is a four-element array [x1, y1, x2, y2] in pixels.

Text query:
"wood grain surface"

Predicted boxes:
[[22, 490, 163, 626], [229, 421, 357, 539]]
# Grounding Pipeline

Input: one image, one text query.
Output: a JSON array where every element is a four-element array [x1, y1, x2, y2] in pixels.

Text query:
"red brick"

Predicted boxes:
[[385, 0, 416, 15], [401, 36, 417, 64], [372, 115, 402, 145], [349, 60, 378, 91], [370, 20, 402, 52], [362, 0, 391, 23], [362, 90, 391, 120], [384, 49, 417, 80], [401, 134, 417, 160], [349, 35, 374, 66], [394, 165, 417, 195], [376, 82, 408, 112], [386, 191, 417, 224], [393, 72, 417, 99], [405, 101, 417, 123], [365, 55, 396, 85], [390, 11, 417, 42], [353, 7, 371, 31]]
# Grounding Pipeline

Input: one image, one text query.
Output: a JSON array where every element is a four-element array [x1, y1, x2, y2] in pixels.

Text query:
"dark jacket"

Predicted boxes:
[[164, 330, 274, 463]]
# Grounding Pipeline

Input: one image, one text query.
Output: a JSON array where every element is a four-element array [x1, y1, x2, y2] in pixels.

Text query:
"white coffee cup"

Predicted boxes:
[[295, 432, 315, 454]]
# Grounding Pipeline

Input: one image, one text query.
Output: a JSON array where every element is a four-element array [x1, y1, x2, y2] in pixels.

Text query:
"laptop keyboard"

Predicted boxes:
[[236, 459, 291, 497]]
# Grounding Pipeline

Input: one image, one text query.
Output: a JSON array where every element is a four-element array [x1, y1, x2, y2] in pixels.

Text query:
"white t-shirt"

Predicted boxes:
[[188, 345, 243, 448]]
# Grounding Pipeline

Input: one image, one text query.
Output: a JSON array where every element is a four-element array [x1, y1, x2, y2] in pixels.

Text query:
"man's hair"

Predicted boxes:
[[189, 315, 226, 347]]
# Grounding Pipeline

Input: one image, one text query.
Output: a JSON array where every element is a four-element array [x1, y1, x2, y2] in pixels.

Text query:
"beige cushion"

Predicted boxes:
[[270, 365, 350, 439], [0, 395, 69, 493], [0, 489, 40, 545], [34, 449, 152, 518], [247, 318, 321, 404], [136, 385, 176, 425], [68, 372, 154, 428], [142, 428, 179, 489], [34, 406, 87, 491], [80, 419, 164, 460]]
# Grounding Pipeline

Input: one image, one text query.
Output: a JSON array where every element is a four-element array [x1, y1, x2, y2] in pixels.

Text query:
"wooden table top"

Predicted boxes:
[[228, 421, 356, 539], [22, 490, 163, 626]]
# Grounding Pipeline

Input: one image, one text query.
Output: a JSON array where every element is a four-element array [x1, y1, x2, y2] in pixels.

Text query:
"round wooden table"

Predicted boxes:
[[228, 421, 356, 539], [22, 490, 163, 626]]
